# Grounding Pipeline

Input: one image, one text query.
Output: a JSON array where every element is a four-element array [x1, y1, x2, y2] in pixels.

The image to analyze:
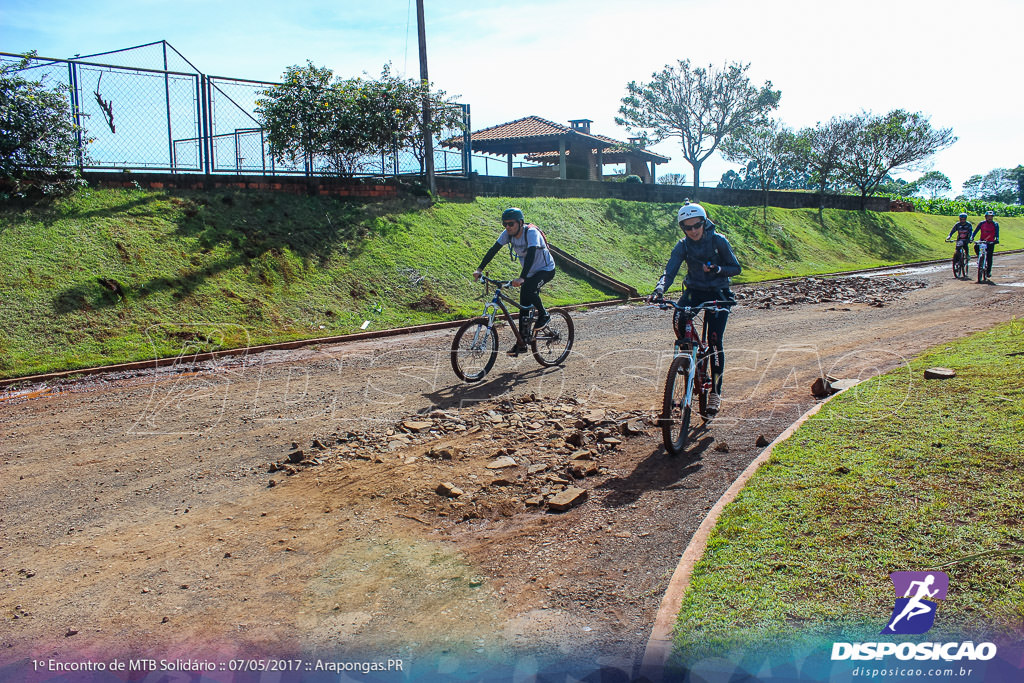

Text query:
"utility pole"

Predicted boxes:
[[416, 0, 436, 196]]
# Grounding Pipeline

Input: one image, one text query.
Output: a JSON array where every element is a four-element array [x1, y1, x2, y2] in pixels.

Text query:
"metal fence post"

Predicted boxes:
[[163, 41, 174, 172], [67, 61, 84, 170], [462, 103, 471, 177]]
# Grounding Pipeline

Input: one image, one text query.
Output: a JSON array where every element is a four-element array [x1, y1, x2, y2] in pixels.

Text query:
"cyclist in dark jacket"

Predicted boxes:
[[972, 211, 1000, 278], [649, 203, 741, 415], [947, 213, 973, 241]]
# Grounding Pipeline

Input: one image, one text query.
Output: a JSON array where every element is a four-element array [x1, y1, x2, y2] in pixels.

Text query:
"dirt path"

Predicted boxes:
[[2, 254, 1022, 679]]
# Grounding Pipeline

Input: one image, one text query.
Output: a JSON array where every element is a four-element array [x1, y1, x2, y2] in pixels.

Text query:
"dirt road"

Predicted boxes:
[[2, 254, 1022, 679]]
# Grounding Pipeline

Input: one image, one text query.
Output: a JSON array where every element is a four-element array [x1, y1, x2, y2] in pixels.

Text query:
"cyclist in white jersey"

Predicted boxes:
[[474, 208, 556, 356]]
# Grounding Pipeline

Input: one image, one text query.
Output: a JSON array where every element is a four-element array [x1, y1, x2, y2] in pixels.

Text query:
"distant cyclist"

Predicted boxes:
[[946, 212, 973, 262], [971, 210, 1000, 279], [474, 208, 556, 357], [648, 204, 741, 415]]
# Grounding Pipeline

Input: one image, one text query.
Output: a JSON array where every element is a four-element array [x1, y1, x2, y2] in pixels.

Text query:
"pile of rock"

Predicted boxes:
[[735, 276, 926, 310]]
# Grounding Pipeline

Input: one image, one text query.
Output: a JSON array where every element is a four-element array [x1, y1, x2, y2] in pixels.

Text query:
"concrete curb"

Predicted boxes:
[[637, 380, 862, 681]]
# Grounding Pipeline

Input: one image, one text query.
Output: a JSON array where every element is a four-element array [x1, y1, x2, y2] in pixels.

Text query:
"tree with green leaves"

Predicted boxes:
[[840, 110, 956, 209], [256, 62, 460, 176], [720, 118, 796, 221], [915, 170, 952, 198], [960, 174, 984, 200], [0, 52, 88, 197], [791, 116, 858, 219], [616, 60, 780, 197]]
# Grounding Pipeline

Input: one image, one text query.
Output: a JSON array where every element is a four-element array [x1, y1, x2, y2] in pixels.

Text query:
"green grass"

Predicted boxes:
[[1, 188, 1023, 379], [671, 320, 1024, 668]]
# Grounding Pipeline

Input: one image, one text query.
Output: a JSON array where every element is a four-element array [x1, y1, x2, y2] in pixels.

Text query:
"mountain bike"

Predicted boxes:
[[946, 238, 971, 279], [976, 241, 992, 283], [451, 275, 574, 382], [650, 297, 735, 455]]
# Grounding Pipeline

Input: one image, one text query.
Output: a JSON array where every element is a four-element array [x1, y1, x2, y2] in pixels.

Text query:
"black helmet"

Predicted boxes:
[[502, 207, 525, 224]]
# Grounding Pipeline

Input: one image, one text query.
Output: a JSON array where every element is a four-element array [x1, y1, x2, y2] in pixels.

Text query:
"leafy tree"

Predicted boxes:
[[840, 110, 956, 209], [874, 175, 918, 197], [720, 118, 796, 220], [616, 60, 780, 197], [791, 116, 858, 218], [256, 62, 460, 176], [1011, 165, 1024, 205], [0, 52, 88, 197], [658, 172, 687, 186], [960, 174, 984, 200], [915, 170, 951, 198], [979, 167, 1018, 203]]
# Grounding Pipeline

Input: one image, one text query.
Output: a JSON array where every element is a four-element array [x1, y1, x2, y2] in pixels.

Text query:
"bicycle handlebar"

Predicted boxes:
[[646, 298, 736, 316]]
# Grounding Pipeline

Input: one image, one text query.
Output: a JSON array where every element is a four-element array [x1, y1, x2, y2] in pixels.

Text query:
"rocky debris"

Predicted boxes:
[[287, 392, 655, 519], [427, 444, 459, 460], [486, 456, 518, 470], [755, 435, 771, 447], [547, 487, 588, 512], [924, 367, 956, 379], [436, 482, 463, 498], [736, 276, 926, 310], [64, 628, 79, 637], [713, 441, 730, 453], [286, 449, 305, 464], [811, 376, 858, 398]]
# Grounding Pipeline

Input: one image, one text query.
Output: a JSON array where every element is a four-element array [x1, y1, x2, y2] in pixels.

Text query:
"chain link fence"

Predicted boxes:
[[2, 41, 470, 178]]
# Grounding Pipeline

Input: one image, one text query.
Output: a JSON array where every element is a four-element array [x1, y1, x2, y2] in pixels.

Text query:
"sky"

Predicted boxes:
[[2, 0, 1021, 194]]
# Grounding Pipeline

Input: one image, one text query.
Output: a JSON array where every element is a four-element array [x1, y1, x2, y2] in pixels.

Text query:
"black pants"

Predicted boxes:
[[675, 288, 731, 395], [521, 269, 555, 318], [974, 241, 995, 275]]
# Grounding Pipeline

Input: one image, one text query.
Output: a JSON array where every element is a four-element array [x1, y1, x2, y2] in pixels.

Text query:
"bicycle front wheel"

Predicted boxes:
[[531, 309, 574, 367], [451, 318, 498, 382], [977, 253, 986, 282], [952, 253, 961, 278], [662, 354, 693, 456]]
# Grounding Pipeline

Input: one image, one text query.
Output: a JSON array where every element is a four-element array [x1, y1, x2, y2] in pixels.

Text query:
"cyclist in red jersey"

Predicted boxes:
[[971, 210, 1000, 279]]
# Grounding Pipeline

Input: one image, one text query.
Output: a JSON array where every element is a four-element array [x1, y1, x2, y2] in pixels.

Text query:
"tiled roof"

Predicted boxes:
[[526, 133, 671, 164], [470, 115, 572, 141]]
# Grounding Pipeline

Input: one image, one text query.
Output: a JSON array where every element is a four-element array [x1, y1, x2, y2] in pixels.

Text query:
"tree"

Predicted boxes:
[[979, 167, 1017, 203], [720, 118, 796, 221], [791, 116, 858, 219], [0, 52, 88, 197], [256, 62, 460, 176], [1011, 165, 1024, 205], [840, 110, 957, 209], [616, 60, 780, 197], [915, 170, 952, 198], [658, 172, 687, 186], [960, 174, 984, 200]]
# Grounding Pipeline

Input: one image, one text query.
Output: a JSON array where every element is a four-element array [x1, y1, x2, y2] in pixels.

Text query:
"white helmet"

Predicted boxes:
[[677, 203, 707, 226]]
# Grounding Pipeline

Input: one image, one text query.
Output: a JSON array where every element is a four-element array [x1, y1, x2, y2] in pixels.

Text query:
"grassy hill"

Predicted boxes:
[[1, 187, 1021, 379]]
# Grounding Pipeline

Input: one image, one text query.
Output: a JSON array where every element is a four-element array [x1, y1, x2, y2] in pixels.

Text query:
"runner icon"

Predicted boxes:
[[887, 574, 939, 632]]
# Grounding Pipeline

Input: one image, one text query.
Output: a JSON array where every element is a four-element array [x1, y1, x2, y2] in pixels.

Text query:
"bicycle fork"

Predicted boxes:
[[675, 341, 699, 410]]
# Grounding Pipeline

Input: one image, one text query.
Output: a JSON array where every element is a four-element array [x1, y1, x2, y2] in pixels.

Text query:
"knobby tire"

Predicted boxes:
[[531, 309, 574, 367], [451, 318, 498, 382], [662, 354, 693, 456]]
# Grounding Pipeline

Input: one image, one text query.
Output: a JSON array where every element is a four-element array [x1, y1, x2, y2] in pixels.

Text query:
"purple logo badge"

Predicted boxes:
[[882, 571, 949, 635]]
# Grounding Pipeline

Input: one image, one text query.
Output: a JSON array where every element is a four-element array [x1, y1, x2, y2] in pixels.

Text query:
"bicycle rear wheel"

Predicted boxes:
[[661, 354, 693, 456], [531, 309, 574, 367], [451, 318, 498, 382], [962, 251, 969, 279]]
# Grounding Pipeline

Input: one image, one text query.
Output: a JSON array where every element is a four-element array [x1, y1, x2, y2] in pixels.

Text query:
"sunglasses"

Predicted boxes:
[[503, 220, 519, 228], [680, 221, 703, 232]]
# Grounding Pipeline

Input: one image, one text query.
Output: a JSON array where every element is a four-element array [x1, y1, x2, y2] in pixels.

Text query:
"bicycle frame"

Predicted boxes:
[[478, 277, 534, 347], [654, 298, 734, 413]]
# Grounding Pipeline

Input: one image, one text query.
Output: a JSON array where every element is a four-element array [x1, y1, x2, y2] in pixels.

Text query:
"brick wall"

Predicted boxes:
[[83, 171, 893, 212]]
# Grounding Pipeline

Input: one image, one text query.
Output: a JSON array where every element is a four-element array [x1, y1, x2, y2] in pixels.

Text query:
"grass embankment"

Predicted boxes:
[[1, 188, 1022, 379], [671, 320, 1024, 668]]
